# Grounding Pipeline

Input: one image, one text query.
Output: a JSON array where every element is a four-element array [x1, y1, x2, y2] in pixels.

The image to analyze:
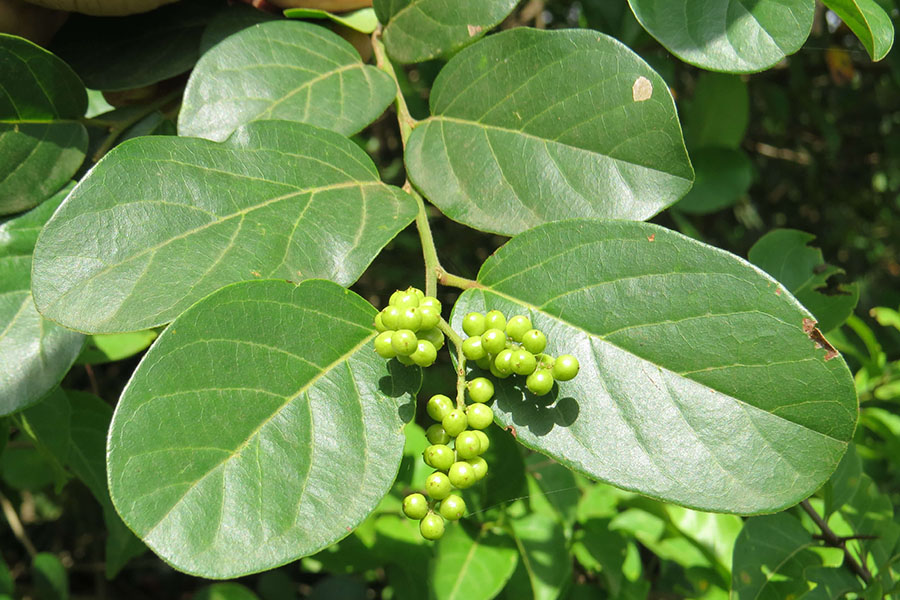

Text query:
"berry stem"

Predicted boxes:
[[436, 317, 467, 408], [437, 268, 482, 290]]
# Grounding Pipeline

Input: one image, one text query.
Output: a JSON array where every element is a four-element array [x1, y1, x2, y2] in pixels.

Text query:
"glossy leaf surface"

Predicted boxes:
[[178, 21, 395, 142], [822, 0, 894, 61], [451, 219, 857, 513], [628, 0, 815, 73], [432, 522, 519, 600], [284, 8, 379, 33], [32, 120, 415, 333], [107, 279, 419, 577], [405, 28, 693, 236]]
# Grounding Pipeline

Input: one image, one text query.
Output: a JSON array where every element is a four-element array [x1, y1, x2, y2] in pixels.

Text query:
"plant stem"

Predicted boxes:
[[371, 28, 416, 147], [403, 182, 441, 297], [800, 499, 873, 584], [91, 89, 182, 162], [437, 317, 467, 408], [437, 267, 482, 290], [0, 492, 37, 558]]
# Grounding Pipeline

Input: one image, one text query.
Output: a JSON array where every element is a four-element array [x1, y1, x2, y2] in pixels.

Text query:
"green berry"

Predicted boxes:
[[426, 424, 451, 445], [481, 328, 507, 355], [374, 331, 396, 358], [553, 354, 580, 381], [402, 493, 428, 520], [411, 339, 437, 367], [427, 394, 454, 422], [374, 312, 387, 332], [511, 349, 537, 376], [439, 495, 466, 521], [475, 355, 493, 370], [410, 287, 425, 301], [493, 349, 514, 375], [521, 329, 547, 354], [393, 290, 419, 309], [467, 377, 494, 404], [466, 403, 493, 430], [442, 410, 467, 437], [418, 306, 440, 330], [473, 430, 490, 454], [484, 310, 507, 330], [462, 312, 486, 336], [462, 336, 486, 360], [417, 327, 445, 351], [420, 296, 441, 312], [448, 461, 476, 489], [505, 315, 532, 342], [381, 306, 401, 330], [419, 513, 444, 540], [425, 472, 452, 499], [455, 430, 481, 459], [526, 369, 554, 396], [388, 290, 405, 306], [489, 361, 511, 379], [391, 330, 418, 356], [398, 307, 423, 331], [424, 444, 455, 472], [467, 457, 488, 481], [396, 354, 415, 366]]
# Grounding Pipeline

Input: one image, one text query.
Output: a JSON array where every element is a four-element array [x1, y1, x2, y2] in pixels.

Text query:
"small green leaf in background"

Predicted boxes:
[[178, 21, 395, 142], [627, 0, 815, 73], [405, 28, 693, 236], [451, 219, 857, 514], [431, 522, 519, 600], [683, 72, 750, 150], [0, 35, 87, 216], [107, 279, 420, 578], [0, 445, 58, 491], [822, 0, 894, 61], [0, 555, 12, 596], [284, 8, 379, 34], [509, 513, 572, 600], [675, 148, 753, 214], [32, 553, 68, 600], [375, 0, 519, 63], [748, 229, 860, 332], [199, 3, 278, 54], [32, 120, 415, 333], [0, 184, 84, 415], [524, 454, 579, 532], [194, 583, 261, 600], [76, 330, 158, 364]]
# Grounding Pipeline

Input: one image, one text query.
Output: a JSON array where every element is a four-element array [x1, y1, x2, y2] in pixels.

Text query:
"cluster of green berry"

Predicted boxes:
[[461, 310, 580, 395], [401, 378, 496, 540], [373, 287, 444, 367]]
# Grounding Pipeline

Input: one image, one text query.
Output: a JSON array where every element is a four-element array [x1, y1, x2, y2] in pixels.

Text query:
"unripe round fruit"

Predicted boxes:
[[419, 513, 445, 540], [402, 493, 429, 520], [448, 461, 476, 489], [439, 494, 466, 521], [466, 403, 494, 430], [462, 336, 486, 360], [411, 339, 437, 367], [455, 430, 481, 459], [410, 287, 425, 301], [511, 349, 537, 376], [420, 296, 441, 312], [398, 307, 422, 331], [474, 430, 490, 454], [391, 329, 418, 355], [489, 361, 511, 379], [467, 457, 488, 481], [442, 410, 467, 437], [424, 444, 455, 472], [418, 306, 440, 330], [396, 354, 415, 366], [393, 290, 419, 309], [417, 327, 445, 351], [553, 354, 580, 381], [462, 312, 486, 336], [426, 424, 451, 445], [381, 306, 401, 330], [481, 328, 507, 355], [484, 310, 507, 330], [425, 471, 452, 499], [427, 394, 454, 422], [505, 315, 533, 342], [374, 312, 387, 332], [475, 355, 493, 370], [467, 377, 494, 404], [493, 349, 514, 375], [374, 331, 396, 358], [526, 369, 554, 396], [389, 290, 404, 306], [521, 329, 547, 354]]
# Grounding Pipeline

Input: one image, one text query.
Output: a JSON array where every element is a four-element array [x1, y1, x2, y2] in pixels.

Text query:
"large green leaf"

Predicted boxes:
[[822, 0, 894, 61], [431, 522, 519, 600], [674, 147, 753, 215], [375, 0, 519, 63], [405, 29, 693, 236], [510, 513, 571, 600], [683, 72, 749, 149], [0, 185, 84, 415], [32, 120, 416, 334], [451, 219, 857, 514], [107, 279, 419, 577], [0, 35, 87, 216], [178, 21, 395, 142], [627, 0, 815, 73]]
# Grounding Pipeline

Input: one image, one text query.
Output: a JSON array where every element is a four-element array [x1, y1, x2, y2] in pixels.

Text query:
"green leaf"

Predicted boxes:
[[0, 35, 87, 216], [431, 522, 519, 600], [0, 445, 57, 490], [199, 3, 278, 54], [0, 184, 84, 415], [178, 21, 395, 142], [32, 553, 68, 600], [524, 454, 579, 530], [107, 279, 420, 578], [627, 0, 815, 73], [50, 1, 218, 92], [748, 229, 860, 332], [683, 73, 750, 149], [451, 219, 857, 513], [405, 29, 693, 236], [76, 330, 159, 364], [32, 120, 416, 333], [194, 583, 261, 600], [572, 519, 646, 596], [822, 0, 894, 61], [674, 148, 753, 214], [375, 0, 519, 63], [510, 513, 572, 600], [284, 8, 380, 34]]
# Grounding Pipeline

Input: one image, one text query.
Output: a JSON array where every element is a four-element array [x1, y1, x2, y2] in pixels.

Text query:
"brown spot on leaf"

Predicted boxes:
[[802, 318, 839, 361], [251, 270, 261, 277], [632, 76, 653, 102], [775, 287, 782, 296], [506, 425, 517, 439], [647, 234, 655, 242], [467, 24, 482, 36]]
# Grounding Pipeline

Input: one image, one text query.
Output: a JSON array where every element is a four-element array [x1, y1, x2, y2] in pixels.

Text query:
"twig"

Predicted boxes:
[[0, 492, 37, 558], [801, 499, 872, 584]]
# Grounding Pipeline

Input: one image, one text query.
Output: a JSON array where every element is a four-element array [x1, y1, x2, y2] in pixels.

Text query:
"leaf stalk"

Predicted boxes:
[[800, 499, 873, 584]]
